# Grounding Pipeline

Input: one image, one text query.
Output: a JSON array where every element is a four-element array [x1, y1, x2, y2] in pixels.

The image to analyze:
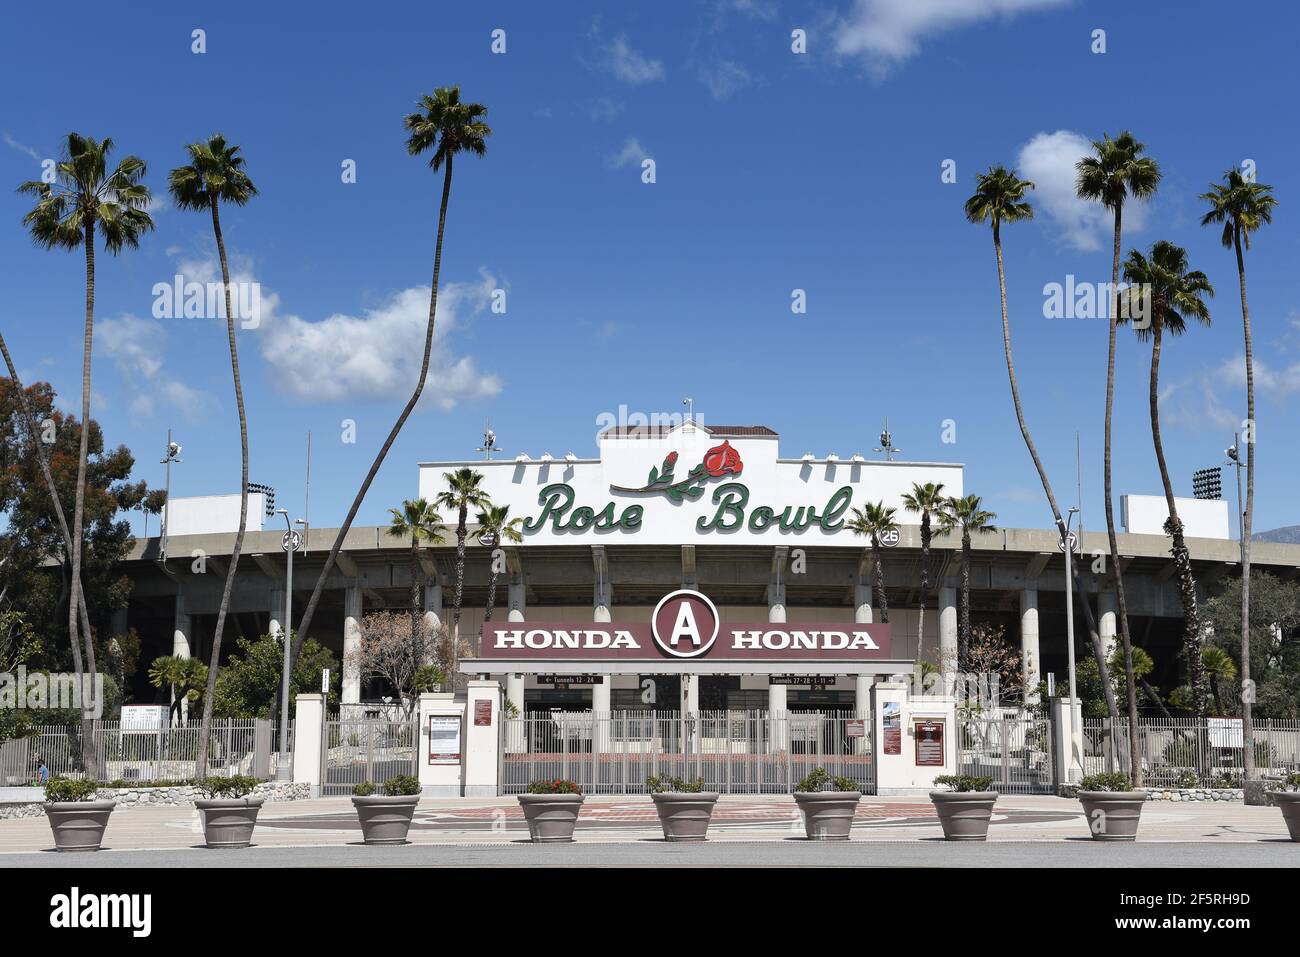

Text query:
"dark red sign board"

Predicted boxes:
[[915, 721, 944, 767], [474, 700, 492, 727]]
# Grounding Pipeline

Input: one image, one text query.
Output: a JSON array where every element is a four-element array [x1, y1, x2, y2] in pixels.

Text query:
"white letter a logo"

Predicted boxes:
[[670, 602, 702, 648]]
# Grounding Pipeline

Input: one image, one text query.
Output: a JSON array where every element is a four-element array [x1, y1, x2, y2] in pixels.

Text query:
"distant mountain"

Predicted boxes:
[[1254, 525, 1300, 544]]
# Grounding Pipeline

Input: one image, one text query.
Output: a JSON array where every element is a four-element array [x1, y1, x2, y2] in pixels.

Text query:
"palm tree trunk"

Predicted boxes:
[[195, 198, 250, 779], [1235, 229, 1256, 781], [959, 531, 971, 672], [1148, 313, 1207, 719], [410, 533, 423, 645], [72, 220, 100, 775], [871, 541, 888, 623], [484, 570, 498, 624], [451, 506, 468, 677], [917, 516, 930, 665], [991, 223, 1119, 723], [289, 155, 457, 678]]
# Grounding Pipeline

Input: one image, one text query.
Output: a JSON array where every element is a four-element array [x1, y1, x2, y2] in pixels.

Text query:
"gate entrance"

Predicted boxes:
[[957, 715, 1055, 793], [320, 717, 416, 795]]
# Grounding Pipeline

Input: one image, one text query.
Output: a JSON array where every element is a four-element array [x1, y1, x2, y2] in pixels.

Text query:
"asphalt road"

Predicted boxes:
[[5, 839, 1299, 868]]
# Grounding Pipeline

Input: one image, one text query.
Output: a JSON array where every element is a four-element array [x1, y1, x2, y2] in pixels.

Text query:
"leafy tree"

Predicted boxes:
[[147, 654, 209, 721], [212, 633, 339, 719], [348, 612, 443, 718], [1204, 572, 1300, 718]]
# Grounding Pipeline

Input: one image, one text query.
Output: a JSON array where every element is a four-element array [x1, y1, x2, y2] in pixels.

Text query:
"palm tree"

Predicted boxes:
[[901, 482, 945, 666], [1121, 241, 1213, 719], [1201, 646, 1237, 716], [435, 467, 491, 672], [1201, 168, 1277, 782], [1076, 131, 1159, 782], [937, 495, 996, 672], [169, 134, 258, 777], [846, 502, 898, 624], [288, 87, 491, 679], [386, 498, 445, 642], [18, 134, 154, 714], [148, 654, 209, 722], [475, 505, 524, 624], [965, 166, 1121, 725]]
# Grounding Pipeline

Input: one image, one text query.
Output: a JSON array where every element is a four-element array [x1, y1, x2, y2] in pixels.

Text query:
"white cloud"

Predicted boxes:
[[1016, 130, 1149, 252], [97, 315, 209, 421], [834, 0, 1069, 77], [599, 35, 665, 84], [584, 97, 624, 122], [3, 132, 41, 162], [606, 137, 651, 170], [1212, 353, 1300, 398], [698, 60, 754, 100]]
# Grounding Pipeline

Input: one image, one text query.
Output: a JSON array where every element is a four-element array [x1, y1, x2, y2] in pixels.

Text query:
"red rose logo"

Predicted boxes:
[[702, 440, 743, 477], [665, 451, 678, 467]]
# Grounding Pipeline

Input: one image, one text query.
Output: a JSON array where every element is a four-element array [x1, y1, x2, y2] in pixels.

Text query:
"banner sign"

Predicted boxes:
[[478, 590, 891, 662], [428, 715, 461, 764]]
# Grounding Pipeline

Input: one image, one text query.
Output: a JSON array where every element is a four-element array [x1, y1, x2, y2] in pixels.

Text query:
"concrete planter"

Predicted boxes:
[[793, 791, 861, 841], [194, 797, 265, 848], [44, 800, 115, 852], [517, 793, 585, 843], [1078, 791, 1144, 841], [352, 794, 420, 845], [651, 792, 719, 842], [1276, 792, 1300, 841], [930, 791, 999, 841]]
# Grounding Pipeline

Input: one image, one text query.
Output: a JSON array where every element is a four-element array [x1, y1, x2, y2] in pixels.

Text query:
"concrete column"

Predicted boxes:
[[768, 681, 788, 753], [172, 594, 192, 722], [1099, 590, 1117, 660], [855, 675, 874, 715], [464, 680, 501, 797], [938, 586, 958, 672], [291, 693, 324, 796], [506, 674, 525, 715], [422, 582, 443, 634], [854, 584, 873, 624], [417, 691, 464, 797], [767, 582, 786, 623], [269, 587, 286, 639], [343, 585, 363, 706], [1020, 587, 1041, 706], [505, 674, 526, 754], [507, 577, 526, 622]]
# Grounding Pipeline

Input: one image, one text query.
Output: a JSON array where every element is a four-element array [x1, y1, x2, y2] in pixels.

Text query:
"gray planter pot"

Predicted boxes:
[[793, 791, 861, 841], [930, 791, 998, 841], [1078, 791, 1144, 841], [352, 794, 420, 845], [44, 800, 114, 852], [651, 792, 719, 842], [517, 793, 585, 843], [1276, 791, 1300, 841], [195, 797, 265, 848]]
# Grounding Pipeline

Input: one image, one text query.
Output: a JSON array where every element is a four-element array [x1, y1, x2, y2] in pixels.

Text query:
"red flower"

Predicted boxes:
[[665, 451, 678, 467], [702, 440, 743, 477]]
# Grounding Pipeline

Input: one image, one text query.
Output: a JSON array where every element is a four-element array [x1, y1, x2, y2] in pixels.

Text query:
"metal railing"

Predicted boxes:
[[0, 719, 288, 785], [321, 718, 416, 795], [958, 716, 1055, 793], [501, 710, 875, 795], [1082, 717, 1300, 786]]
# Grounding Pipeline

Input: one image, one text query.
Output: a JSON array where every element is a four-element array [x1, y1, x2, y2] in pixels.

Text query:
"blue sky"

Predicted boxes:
[[1, 0, 1296, 537]]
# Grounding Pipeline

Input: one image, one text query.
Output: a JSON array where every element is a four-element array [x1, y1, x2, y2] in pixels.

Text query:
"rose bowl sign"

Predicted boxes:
[[478, 589, 891, 662]]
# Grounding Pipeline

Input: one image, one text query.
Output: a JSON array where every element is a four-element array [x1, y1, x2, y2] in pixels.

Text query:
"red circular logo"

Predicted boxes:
[[651, 590, 720, 658]]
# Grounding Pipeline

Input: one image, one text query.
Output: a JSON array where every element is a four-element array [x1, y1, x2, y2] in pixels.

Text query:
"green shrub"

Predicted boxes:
[[352, 781, 376, 797], [646, 775, 705, 794], [527, 779, 582, 795], [933, 774, 994, 793], [796, 767, 858, 792], [1079, 772, 1133, 792], [195, 774, 261, 800], [1173, 769, 1198, 789], [383, 775, 421, 797], [44, 777, 101, 803], [1272, 772, 1300, 793]]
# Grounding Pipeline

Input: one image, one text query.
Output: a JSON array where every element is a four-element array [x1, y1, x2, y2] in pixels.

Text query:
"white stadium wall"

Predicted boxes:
[[160, 493, 266, 536], [1120, 494, 1230, 540]]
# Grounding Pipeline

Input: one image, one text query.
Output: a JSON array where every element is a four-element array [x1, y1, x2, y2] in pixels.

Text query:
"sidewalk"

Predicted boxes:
[[1, 793, 1294, 855]]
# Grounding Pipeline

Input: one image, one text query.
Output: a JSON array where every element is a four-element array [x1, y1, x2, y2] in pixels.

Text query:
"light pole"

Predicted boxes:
[[275, 507, 304, 781], [158, 432, 182, 564], [1062, 506, 1081, 782]]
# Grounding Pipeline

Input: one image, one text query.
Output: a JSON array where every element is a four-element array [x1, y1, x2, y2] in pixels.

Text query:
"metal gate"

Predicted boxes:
[[321, 718, 416, 795], [958, 716, 1055, 793], [501, 710, 875, 795]]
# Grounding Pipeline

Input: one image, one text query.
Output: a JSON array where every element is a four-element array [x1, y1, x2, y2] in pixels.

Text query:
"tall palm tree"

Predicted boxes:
[[169, 134, 258, 776], [1201, 168, 1277, 781], [846, 502, 898, 624], [475, 504, 523, 624], [435, 467, 491, 672], [937, 495, 996, 672], [288, 87, 491, 679], [1076, 131, 1159, 782], [19, 134, 154, 705], [0, 334, 96, 687], [386, 498, 445, 642], [965, 166, 1121, 725], [901, 482, 945, 666], [1121, 241, 1213, 719]]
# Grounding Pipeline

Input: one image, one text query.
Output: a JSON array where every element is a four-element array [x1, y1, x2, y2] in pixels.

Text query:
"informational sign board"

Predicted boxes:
[[427, 714, 462, 764], [473, 700, 493, 727], [1207, 716, 1243, 748], [536, 674, 601, 686], [915, 721, 944, 766], [846, 719, 866, 739], [771, 675, 833, 686], [882, 702, 902, 755], [120, 704, 169, 733]]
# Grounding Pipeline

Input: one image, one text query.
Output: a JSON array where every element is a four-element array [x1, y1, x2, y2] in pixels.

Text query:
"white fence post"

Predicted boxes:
[[292, 694, 324, 797]]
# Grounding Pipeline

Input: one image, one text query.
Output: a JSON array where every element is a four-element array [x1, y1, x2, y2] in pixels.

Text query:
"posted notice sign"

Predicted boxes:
[[428, 714, 462, 764]]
